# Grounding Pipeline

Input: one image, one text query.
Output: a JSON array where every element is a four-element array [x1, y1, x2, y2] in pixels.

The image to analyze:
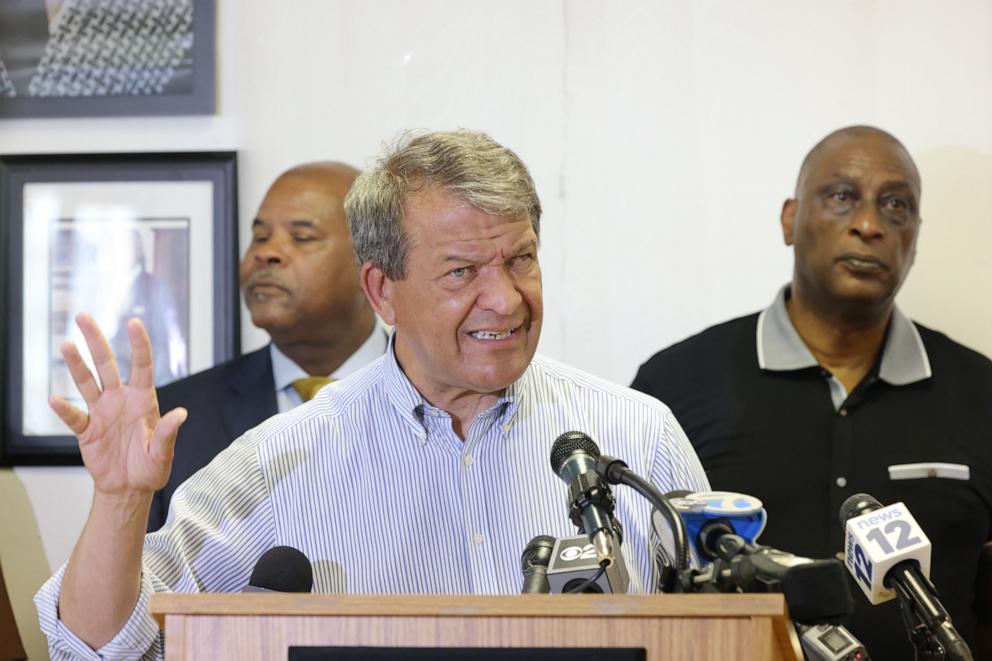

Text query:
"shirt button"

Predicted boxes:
[[838, 408, 848, 417], [463, 454, 474, 466], [836, 476, 847, 487], [473, 533, 484, 545], [502, 422, 511, 433]]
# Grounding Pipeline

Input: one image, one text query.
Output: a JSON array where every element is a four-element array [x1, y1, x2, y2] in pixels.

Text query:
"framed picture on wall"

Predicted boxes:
[[0, 0, 215, 118], [0, 152, 239, 464]]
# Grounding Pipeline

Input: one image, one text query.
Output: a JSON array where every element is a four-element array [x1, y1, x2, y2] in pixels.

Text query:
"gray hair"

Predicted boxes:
[[344, 130, 542, 280]]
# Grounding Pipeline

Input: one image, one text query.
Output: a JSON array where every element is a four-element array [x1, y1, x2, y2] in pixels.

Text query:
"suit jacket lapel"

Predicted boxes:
[[221, 346, 278, 441]]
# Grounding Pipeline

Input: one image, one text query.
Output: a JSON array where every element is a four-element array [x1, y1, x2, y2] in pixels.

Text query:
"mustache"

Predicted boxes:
[[244, 269, 287, 289]]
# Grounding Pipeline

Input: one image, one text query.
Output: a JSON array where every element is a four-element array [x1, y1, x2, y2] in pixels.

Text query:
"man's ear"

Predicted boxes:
[[360, 262, 397, 325], [780, 198, 797, 246]]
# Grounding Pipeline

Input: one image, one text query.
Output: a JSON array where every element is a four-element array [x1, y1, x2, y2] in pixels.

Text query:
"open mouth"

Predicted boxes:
[[469, 326, 520, 341]]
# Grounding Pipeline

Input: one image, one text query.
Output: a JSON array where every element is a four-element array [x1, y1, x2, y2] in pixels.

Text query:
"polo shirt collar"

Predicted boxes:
[[756, 285, 931, 385]]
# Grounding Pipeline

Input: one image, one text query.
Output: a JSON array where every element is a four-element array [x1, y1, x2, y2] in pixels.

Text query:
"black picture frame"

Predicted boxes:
[[0, 152, 239, 465], [0, 0, 215, 118]]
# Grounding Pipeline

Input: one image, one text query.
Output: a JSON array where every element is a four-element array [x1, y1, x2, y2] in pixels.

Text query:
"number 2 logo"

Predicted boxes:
[[560, 544, 597, 562], [853, 543, 873, 589], [865, 520, 922, 555]]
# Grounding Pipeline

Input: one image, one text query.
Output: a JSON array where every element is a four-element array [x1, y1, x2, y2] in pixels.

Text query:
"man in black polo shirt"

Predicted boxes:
[[632, 125, 992, 660]]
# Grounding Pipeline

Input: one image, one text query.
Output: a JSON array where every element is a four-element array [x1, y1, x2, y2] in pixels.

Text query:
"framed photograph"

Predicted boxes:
[[0, 0, 215, 118], [0, 152, 239, 464]]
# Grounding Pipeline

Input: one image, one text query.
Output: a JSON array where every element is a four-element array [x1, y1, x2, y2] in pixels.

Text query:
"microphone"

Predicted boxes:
[[840, 494, 972, 660], [549, 431, 621, 567], [520, 535, 555, 594], [242, 545, 313, 593], [661, 490, 767, 567], [544, 534, 630, 594], [653, 490, 854, 623]]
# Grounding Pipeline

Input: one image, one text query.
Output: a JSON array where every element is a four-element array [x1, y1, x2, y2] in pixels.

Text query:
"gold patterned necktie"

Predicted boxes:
[[292, 376, 334, 402]]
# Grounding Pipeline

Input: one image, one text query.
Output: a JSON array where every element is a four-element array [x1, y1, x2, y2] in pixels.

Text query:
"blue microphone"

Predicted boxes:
[[661, 490, 767, 567], [654, 490, 855, 626]]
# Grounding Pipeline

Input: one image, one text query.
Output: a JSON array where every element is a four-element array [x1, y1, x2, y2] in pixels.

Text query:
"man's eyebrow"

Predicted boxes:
[[252, 218, 319, 229], [878, 180, 916, 193], [512, 238, 538, 253]]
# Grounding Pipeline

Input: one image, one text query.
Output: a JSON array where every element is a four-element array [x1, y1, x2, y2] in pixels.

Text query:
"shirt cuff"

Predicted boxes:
[[35, 563, 163, 661]]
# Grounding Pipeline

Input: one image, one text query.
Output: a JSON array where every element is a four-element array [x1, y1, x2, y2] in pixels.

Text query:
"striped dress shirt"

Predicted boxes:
[[36, 342, 709, 660]]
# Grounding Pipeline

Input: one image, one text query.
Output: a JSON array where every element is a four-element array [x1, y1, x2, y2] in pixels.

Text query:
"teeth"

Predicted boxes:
[[471, 329, 513, 340]]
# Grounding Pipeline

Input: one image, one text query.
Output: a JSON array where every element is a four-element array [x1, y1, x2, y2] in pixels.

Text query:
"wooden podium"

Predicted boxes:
[[151, 593, 802, 660]]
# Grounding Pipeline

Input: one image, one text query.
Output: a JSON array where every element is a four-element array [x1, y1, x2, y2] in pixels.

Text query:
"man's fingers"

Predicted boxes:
[[150, 407, 187, 464], [49, 395, 89, 436], [126, 319, 155, 390], [75, 312, 122, 392], [61, 340, 101, 405]]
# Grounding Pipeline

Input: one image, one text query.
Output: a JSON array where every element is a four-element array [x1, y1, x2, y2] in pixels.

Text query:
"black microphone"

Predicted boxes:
[[549, 431, 621, 567], [242, 545, 313, 593], [687, 519, 854, 624], [520, 535, 555, 594], [839, 494, 972, 661]]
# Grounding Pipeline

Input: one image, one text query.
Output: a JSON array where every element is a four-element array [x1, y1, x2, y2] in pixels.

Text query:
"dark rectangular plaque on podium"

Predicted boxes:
[[289, 647, 646, 661]]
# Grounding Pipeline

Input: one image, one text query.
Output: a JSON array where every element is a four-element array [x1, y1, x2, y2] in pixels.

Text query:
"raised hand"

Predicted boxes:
[[49, 312, 187, 496]]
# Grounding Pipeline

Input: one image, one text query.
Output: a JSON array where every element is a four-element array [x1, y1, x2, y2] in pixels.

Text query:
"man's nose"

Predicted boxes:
[[253, 235, 289, 265], [849, 204, 885, 241], [477, 267, 523, 315]]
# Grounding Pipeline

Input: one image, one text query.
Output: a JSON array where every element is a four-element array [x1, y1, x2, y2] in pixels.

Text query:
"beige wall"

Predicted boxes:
[[3, 2, 991, 658]]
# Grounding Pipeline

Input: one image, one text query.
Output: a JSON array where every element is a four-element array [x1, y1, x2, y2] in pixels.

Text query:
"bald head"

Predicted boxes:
[[795, 126, 920, 197], [275, 161, 361, 199]]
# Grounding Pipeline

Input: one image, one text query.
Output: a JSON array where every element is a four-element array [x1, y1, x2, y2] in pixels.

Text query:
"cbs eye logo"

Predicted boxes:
[[560, 544, 597, 561]]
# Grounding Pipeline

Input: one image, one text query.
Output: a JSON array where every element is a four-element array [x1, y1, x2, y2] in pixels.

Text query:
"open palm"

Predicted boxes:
[[49, 313, 186, 496]]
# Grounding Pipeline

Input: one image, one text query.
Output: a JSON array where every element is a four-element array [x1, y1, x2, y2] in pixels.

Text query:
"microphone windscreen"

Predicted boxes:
[[248, 545, 313, 593], [520, 535, 556, 571], [549, 431, 600, 476], [781, 558, 854, 624], [838, 493, 882, 528]]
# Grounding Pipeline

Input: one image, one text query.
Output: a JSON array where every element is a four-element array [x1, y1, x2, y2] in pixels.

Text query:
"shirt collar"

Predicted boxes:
[[269, 323, 390, 391], [756, 285, 931, 385], [270, 342, 307, 392], [333, 323, 389, 379], [381, 332, 522, 436]]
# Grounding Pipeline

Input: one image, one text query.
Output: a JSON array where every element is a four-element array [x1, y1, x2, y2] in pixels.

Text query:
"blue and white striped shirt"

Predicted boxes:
[[36, 342, 709, 660]]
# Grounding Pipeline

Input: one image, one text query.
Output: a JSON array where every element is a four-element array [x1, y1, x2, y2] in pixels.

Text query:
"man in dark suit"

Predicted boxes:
[[147, 161, 386, 531]]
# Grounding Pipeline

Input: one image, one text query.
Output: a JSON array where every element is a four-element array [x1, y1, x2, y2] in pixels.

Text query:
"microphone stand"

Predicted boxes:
[[899, 600, 946, 661], [594, 454, 691, 591], [890, 564, 972, 661]]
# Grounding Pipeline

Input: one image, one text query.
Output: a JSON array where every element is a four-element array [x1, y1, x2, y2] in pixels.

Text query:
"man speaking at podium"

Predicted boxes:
[[35, 130, 708, 660]]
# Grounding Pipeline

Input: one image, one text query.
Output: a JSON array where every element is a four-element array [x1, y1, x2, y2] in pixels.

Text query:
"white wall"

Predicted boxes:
[[3, 2, 991, 658]]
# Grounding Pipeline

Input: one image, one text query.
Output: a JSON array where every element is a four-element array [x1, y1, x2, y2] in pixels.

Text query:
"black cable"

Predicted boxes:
[[564, 562, 608, 594], [607, 463, 690, 583]]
